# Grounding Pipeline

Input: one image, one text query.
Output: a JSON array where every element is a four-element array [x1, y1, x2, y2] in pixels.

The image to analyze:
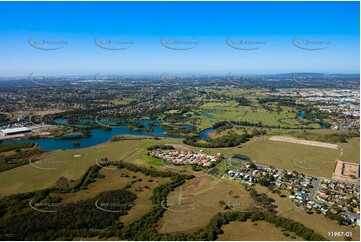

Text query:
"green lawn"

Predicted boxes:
[[0, 137, 184, 196], [203, 136, 342, 177], [217, 220, 302, 241]]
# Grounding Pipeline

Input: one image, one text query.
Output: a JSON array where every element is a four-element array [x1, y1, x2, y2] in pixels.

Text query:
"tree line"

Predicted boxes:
[[184, 133, 252, 148], [0, 142, 42, 172]]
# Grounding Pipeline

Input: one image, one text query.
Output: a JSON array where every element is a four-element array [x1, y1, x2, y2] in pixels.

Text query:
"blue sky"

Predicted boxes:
[[0, 1, 359, 76]]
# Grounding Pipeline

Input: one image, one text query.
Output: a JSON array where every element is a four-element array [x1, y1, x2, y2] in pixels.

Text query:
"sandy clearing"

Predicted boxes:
[[269, 136, 339, 149]]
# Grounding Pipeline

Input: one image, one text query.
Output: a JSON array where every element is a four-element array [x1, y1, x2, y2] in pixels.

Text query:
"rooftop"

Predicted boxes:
[[0, 127, 31, 134]]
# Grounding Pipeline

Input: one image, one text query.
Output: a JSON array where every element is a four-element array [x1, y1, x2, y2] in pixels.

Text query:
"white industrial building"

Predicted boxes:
[[0, 127, 32, 136]]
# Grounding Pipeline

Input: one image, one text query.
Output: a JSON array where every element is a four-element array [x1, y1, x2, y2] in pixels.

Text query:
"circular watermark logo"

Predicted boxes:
[[95, 37, 134, 50], [226, 37, 266, 50], [28, 114, 44, 125], [95, 199, 133, 213], [225, 73, 270, 86], [28, 72, 63, 87], [29, 199, 60, 213], [4, 233, 16, 238], [160, 186, 199, 213], [160, 72, 199, 86], [95, 158, 121, 170], [160, 200, 198, 213], [291, 74, 315, 87], [226, 117, 266, 128], [28, 37, 68, 51], [292, 157, 328, 170], [29, 155, 65, 171], [93, 72, 134, 87], [292, 36, 331, 51], [94, 114, 122, 129], [225, 198, 265, 213], [292, 153, 341, 171], [289, 200, 310, 214], [160, 37, 199, 50], [159, 158, 185, 171], [226, 156, 246, 170]]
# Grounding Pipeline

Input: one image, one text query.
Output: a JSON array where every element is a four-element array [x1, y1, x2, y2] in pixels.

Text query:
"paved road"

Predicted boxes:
[[310, 177, 322, 201]]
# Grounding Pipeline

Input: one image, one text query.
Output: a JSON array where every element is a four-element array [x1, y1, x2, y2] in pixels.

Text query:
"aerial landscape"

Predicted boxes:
[[0, 1, 360, 241]]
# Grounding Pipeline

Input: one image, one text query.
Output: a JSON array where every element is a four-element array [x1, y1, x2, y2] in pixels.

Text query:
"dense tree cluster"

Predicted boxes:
[[0, 142, 42, 172], [184, 133, 252, 148], [0, 113, 9, 123], [146, 145, 175, 151], [160, 124, 198, 136], [0, 189, 135, 240], [123, 121, 152, 132], [116, 161, 194, 180], [214, 120, 276, 129], [258, 97, 300, 107], [235, 96, 251, 106], [0, 142, 36, 153]]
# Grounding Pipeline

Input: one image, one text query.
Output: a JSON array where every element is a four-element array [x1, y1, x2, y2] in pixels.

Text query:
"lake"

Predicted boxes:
[[199, 127, 216, 139], [3, 119, 195, 151]]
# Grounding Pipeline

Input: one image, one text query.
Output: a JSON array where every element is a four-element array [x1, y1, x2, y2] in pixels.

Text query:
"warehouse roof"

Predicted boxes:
[[0, 127, 31, 134]]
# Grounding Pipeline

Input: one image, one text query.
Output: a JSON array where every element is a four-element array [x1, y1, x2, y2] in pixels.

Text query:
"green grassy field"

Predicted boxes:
[[217, 220, 303, 241], [52, 167, 170, 226], [339, 138, 360, 162], [157, 174, 253, 234], [198, 102, 298, 127], [194, 91, 327, 131], [203, 136, 343, 177], [0, 137, 184, 196]]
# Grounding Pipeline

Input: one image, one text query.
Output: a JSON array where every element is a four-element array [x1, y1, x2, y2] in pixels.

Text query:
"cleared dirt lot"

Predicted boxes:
[[269, 136, 339, 149], [332, 160, 360, 183]]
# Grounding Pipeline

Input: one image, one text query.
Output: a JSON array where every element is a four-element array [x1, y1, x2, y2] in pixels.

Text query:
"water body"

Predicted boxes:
[[199, 128, 216, 139], [3, 119, 192, 151], [298, 112, 327, 129], [299, 111, 305, 119], [3, 117, 327, 151], [231, 154, 251, 161], [200, 109, 218, 119]]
